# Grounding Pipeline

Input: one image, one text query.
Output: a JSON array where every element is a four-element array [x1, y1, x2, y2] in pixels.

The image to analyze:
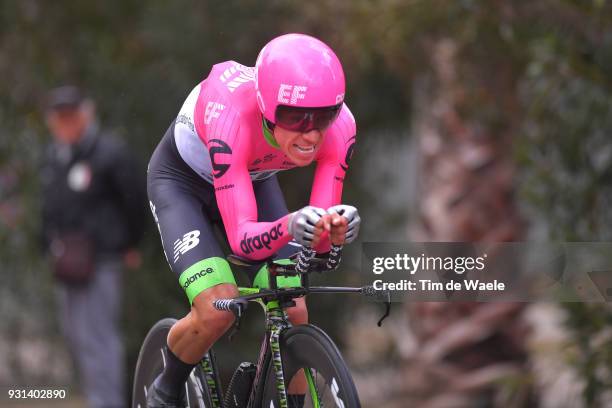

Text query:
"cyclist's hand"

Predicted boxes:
[[288, 206, 327, 247], [329, 212, 348, 245], [327, 205, 361, 244], [309, 213, 338, 247]]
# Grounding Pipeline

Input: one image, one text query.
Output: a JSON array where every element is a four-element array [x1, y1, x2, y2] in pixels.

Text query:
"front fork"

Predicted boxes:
[[266, 302, 321, 408], [268, 304, 292, 408]]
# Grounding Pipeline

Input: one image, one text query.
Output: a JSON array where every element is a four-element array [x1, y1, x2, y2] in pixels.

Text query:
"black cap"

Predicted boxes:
[[46, 85, 85, 110]]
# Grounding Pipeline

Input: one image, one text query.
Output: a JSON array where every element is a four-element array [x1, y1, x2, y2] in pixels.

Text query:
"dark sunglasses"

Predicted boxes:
[[274, 103, 342, 133]]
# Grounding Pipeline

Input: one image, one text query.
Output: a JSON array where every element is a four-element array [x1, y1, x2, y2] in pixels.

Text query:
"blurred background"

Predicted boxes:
[[2, 0, 612, 407]]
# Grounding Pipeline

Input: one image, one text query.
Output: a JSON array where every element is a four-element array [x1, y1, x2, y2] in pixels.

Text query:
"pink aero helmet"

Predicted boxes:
[[255, 33, 346, 124]]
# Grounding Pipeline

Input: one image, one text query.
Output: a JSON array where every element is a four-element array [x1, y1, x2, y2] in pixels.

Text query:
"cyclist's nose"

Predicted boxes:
[[301, 129, 322, 145]]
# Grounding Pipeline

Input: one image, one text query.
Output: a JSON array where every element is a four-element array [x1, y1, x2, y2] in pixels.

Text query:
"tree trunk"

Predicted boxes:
[[404, 38, 531, 408]]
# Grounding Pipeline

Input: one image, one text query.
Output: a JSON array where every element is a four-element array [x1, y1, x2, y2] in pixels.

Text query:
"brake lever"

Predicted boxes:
[[228, 302, 245, 342], [377, 292, 391, 327], [360, 286, 392, 327]]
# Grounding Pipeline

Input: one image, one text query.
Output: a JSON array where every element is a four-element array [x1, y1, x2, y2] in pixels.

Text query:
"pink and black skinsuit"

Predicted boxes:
[[147, 61, 356, 303]]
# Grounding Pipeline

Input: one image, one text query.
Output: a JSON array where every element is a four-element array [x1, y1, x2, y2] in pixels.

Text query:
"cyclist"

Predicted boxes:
[[146, 33, 360, 407]]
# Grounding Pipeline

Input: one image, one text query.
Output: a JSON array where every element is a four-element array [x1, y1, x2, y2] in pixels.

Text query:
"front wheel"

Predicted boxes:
[[261, 324, 361, 408], [132, 318, 220, 408]]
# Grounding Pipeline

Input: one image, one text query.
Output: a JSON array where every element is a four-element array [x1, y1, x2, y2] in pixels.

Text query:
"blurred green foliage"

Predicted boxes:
[[0, 0, 409, 393], [515, 2, 612, 405]]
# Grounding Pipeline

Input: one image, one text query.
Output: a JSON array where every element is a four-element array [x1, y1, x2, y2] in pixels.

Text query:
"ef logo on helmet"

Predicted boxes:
[[277, 84, 307, 105]]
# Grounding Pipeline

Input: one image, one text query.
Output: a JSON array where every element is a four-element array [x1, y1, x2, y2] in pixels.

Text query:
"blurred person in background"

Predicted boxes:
[[40, 85, 146, 408]]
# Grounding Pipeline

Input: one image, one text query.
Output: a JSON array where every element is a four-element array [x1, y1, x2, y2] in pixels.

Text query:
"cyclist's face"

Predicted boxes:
[[273, 126, 323, 166]]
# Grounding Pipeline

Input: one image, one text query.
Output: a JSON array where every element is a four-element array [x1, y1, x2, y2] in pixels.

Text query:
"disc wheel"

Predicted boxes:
[[260, 324, 361, 407]]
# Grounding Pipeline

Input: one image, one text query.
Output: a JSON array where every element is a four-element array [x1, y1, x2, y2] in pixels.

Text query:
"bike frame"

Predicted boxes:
[[200, 272, 367, 408], [200, 248, 390, 408]]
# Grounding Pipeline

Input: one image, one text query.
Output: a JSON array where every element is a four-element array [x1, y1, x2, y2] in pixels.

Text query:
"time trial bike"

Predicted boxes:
[[132, 244, 390, 408]]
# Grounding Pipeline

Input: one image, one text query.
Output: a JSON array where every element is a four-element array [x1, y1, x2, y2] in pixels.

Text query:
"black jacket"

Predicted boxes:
[[41, 124, 146, 255]]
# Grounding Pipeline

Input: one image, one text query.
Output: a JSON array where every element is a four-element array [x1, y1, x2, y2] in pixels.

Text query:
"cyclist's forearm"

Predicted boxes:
[[228, 215, 292, 259]]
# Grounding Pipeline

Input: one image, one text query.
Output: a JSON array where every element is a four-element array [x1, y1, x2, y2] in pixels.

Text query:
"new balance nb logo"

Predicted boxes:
[[173, 230, 200, 263]]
